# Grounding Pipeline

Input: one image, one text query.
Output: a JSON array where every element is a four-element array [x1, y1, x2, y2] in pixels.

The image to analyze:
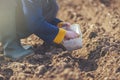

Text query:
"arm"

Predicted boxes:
[[22, 0, 66, 44], [48, 18, 62, 26], [49, 18, 71, 28]]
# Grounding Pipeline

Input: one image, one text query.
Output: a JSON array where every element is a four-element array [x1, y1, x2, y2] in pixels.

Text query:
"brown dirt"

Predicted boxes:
[[0, 0, 120, 80]]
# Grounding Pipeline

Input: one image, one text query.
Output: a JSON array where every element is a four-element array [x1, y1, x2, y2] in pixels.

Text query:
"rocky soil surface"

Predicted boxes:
[[0, 0, 120, 80]]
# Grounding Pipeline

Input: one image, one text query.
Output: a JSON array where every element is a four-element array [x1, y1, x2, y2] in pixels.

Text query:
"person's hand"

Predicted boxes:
[[61, 22, 72, 31], [58, 22, 71, 29], [62, 22, 71, 28], [65, 30, 79, 40]]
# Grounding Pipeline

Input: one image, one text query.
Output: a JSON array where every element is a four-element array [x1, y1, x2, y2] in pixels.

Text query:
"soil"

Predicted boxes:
[[0, 0, 120, 80]]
